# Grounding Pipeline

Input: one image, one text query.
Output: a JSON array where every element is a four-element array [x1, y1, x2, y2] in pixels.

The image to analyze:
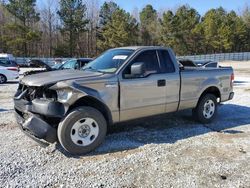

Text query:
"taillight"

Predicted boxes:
[[230, 73, 234, 87], [7, 67, 18, 71]]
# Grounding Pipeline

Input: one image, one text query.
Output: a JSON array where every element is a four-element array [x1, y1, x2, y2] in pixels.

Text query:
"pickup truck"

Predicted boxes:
[[14, 46, 234, 155]]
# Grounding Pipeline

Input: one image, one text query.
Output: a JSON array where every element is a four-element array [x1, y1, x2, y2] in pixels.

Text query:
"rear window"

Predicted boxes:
[[205, 63, 217, 68], [158, 50, 175, 73], [0, 60, 11, 66]]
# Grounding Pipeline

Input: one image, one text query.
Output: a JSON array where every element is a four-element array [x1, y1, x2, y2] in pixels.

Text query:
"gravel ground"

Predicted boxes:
[[0, 64, 250, 187]]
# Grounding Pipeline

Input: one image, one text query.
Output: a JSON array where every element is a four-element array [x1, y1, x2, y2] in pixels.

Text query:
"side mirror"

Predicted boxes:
[[131, 62, 145, 76]]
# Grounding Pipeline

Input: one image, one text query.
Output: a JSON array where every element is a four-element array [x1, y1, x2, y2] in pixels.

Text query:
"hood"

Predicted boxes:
[[21, 69, 103, 86]]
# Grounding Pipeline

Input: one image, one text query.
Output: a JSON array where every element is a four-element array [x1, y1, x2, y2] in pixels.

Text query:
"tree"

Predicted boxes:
[[85, 0, 99, 57], [174, 5, 200, 54], [242, 5, 250, 27], [4, 0, 40, 56], [0, 4, 12, 52], [1, 1, 250, 57], [99, 1, 119, 27], [97, 8, 139, 51], [139, 4, 158, 45], [242, 5, 250, 51], [159, 10, 175, 48], [200, 7, 227, 53], [5, 0, 40, 26], [159, 5, 200, 55], [2, 23, 40, 56], [97, 1, 119, 53], [224, 11, 248, 52], [40, 0, 57, 57], [199, 7, 248, 53], [57, 0, 89, 56]]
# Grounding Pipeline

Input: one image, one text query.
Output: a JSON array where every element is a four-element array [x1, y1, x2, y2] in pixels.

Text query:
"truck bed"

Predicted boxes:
[[178, 66, 233, 110]]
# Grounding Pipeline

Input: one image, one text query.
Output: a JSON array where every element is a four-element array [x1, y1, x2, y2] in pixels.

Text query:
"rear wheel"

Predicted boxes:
[[0, 74, 7, 84], [58, 106, 107, 155], [192, 94, 217, 124]]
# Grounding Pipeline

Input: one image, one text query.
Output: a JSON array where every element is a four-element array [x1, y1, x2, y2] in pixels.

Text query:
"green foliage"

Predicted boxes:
[[242, 6, 250, 27], [54, 43, 71, 57], [1, 23, 41, 56], [198, 8, 249, 53], [99, 1, 119, 27], [159, 6, 249, 55], [242, 6, 250, 51], [97, 1, 120, 49], [139, 4, 158, 45], [5, 0, 40, 26], [159, 5, 200, 55], [57, 0, 89, 56], [97, 8, 139, 51], [2, 0, 41, 56], [1, 1, 250, 56]]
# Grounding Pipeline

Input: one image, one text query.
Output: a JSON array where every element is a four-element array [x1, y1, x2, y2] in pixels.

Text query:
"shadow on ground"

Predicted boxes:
[[55, 103, 250, 158]]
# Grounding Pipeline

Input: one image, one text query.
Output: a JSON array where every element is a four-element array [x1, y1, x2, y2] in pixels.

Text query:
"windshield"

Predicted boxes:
[[60, 59, 77, 69], [83, 49, 134, 73]]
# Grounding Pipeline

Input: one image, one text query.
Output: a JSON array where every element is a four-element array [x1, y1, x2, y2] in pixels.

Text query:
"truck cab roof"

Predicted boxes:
[[114, 46, 171, 51]]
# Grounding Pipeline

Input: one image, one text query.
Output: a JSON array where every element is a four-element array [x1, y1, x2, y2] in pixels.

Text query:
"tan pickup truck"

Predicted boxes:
[[14, 46, 234, 155]]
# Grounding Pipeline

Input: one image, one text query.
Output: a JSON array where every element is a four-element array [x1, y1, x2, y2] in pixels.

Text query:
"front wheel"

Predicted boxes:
[[0, 74, 7, 84], [192, 94, 218, 124], [58, 106, 107, 155]]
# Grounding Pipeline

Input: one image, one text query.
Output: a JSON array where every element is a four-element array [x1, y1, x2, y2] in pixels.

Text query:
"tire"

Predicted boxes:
[[0, 74, 7, 84], [58, 106, 107, 155], [192, 94, 217, 124]]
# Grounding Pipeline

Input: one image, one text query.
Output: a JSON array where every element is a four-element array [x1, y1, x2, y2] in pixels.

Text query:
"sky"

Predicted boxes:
[[99, 0, 250, 15], [37, 0, 250, 16]]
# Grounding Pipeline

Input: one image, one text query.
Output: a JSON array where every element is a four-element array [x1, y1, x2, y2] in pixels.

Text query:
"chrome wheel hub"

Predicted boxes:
[[70, 117, 99, 146], [203, 99, 215, 119], [78, 124, 91, 138]]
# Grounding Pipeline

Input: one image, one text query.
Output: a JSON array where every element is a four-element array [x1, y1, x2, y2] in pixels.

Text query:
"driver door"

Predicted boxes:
[[119, 50, 167, 121]]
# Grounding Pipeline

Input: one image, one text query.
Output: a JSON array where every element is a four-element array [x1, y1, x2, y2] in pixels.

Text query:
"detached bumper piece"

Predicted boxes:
[[15, 112, 57, 147], [14, 97, 63, 146], [24, 115, 57, 142]]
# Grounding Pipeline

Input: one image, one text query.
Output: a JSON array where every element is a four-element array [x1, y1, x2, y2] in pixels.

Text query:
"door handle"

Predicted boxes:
[[157, 79, 166, 87]]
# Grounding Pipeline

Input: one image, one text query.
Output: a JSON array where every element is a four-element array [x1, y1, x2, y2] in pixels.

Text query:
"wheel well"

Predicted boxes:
[[200, 86, 221, 101], [68, 96, 112, 125]]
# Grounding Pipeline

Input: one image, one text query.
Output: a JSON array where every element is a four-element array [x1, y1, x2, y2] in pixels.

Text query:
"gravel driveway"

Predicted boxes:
[[0, 66, 249, 187]]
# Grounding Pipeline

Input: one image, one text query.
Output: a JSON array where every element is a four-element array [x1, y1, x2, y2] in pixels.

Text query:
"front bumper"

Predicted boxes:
[[14, 97, 65, 117], [14, 98, 63, 145]]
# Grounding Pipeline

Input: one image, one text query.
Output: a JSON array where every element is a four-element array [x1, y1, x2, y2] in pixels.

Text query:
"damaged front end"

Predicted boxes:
[[14, 83, 67, 146]]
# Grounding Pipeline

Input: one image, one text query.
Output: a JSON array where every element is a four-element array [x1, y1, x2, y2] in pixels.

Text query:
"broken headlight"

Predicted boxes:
[[56, 89, 72, 103]]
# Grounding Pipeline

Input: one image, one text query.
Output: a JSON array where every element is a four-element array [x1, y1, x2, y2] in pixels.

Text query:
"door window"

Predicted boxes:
[[123, 50, 160, 78], [158, 50, 175, 73]]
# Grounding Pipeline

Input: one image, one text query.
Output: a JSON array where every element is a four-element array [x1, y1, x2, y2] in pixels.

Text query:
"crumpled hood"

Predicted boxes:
[[21, 69, 103, 86]]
